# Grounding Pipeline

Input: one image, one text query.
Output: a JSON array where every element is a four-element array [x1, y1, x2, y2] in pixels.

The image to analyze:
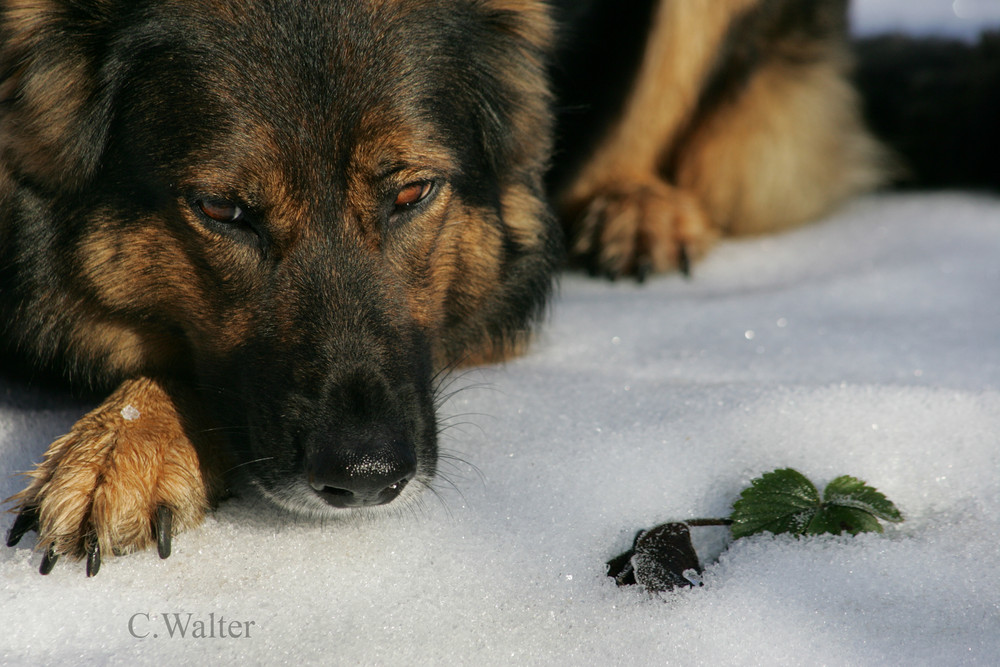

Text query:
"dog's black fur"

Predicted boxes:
[[854, 31, 1000, 191]]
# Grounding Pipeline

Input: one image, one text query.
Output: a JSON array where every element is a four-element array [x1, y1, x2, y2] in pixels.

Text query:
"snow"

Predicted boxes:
[[3, 193, 998, 665], [851, 0, 1000, 41]]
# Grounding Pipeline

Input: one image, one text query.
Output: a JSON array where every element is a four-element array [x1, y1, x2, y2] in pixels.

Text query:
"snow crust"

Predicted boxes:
[[3, 193, 997, 665]]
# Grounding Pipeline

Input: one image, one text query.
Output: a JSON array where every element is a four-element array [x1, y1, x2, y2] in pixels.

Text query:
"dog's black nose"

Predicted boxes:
[[307, 428, 416, 508]]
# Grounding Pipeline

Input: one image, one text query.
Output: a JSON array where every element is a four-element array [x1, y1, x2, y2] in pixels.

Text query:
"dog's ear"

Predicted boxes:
[[0, 1, 118, 191], [473, 0, 554, 186], [430, 1, 561, 365]]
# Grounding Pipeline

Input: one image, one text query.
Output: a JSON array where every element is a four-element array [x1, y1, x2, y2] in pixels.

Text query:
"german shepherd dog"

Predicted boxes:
[[1, 0, 886, 575]]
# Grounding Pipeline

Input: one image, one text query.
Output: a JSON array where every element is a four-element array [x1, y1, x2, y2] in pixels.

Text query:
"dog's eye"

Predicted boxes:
[[393, 181, 433, 210], [196, 199, 245, 224]]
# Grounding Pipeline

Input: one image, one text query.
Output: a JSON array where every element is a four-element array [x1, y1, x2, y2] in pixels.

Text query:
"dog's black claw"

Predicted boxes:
[[86, 537, 101, 577], [39, 546, 59, 575], [6, 507, 39, 548], [601, 261, 623, 282], [677, 244, 691, 278], [156, 506, 173, 560], [635, 260, 652, 284]]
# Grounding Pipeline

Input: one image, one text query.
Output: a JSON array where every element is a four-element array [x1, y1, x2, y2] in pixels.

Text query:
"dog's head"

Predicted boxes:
[[0, 0, 559, 514]]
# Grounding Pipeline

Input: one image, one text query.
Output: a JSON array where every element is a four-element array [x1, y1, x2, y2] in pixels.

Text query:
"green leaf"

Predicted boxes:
[[730, 469, 904, 539], [823, 475, 904, 523], [806, 505, 884, 536], [729, 468, 821, 539]]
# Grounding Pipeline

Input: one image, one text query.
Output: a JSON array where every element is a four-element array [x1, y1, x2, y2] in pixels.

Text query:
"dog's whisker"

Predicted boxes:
[[221, 457, 275, 476], [435, 449, 486, 486], [428, 472, 468, 507], [437, 411, 496, 425], [436, 422, 490, 445], [414, 479, 455, 520], [196, 425, 250, 435], [431, 364, 498, 402], [430, 352, 474, 385], [433, 383, 500, 411]]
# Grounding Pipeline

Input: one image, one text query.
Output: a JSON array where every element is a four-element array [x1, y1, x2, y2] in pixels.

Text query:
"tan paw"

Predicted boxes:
[[5, 377, 210, 576], [566, 179, 719, 279]]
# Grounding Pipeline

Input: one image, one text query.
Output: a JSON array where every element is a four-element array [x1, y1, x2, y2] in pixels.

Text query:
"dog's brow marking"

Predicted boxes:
[[120, 405, 141, 421]]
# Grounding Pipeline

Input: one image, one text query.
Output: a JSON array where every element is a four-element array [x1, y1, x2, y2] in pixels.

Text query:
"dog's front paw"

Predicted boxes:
[[5, 377, 209, 576], [565, 178, 719, 280]]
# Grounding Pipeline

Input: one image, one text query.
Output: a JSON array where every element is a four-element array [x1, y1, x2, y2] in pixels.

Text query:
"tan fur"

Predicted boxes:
[[677, 54, 889, 235], [77, 216, 263, 360], [566, 0, 759, 185], [425, 202, 505, 344], [7, 378, 211, 558], [559, 0, 890, 275], [501, 182, 551, 250], [0, 0, 108, 188], [66, 320, 167, 378], [487, 0, 554, 178], [560, 0, 758, 274]]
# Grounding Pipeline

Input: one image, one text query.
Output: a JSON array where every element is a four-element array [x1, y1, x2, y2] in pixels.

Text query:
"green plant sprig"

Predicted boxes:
[[608, 468, 903, 592]]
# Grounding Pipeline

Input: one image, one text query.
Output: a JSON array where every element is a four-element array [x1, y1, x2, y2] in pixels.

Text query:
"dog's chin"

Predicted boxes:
[[249, 474, 431, 521]]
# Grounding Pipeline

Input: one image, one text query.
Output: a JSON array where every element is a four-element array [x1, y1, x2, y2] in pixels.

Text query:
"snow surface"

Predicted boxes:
[[2, 193, 998, 665], [851, 0, 1000, 40]]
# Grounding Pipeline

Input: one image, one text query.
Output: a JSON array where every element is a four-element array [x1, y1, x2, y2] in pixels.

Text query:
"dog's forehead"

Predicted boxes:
[[133, 0, 469, 185], [157, 0, 455, 101]]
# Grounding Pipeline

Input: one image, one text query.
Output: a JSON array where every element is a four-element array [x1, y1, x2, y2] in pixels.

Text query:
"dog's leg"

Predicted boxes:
[[674, 28, 890, 236], [5, 377, 217, 575], [560, 0, 758, 278]]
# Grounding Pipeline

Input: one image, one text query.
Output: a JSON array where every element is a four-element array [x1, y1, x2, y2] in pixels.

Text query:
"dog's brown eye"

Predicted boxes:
[[393, 181, 433, 209], [197, 199, 244, 223]]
